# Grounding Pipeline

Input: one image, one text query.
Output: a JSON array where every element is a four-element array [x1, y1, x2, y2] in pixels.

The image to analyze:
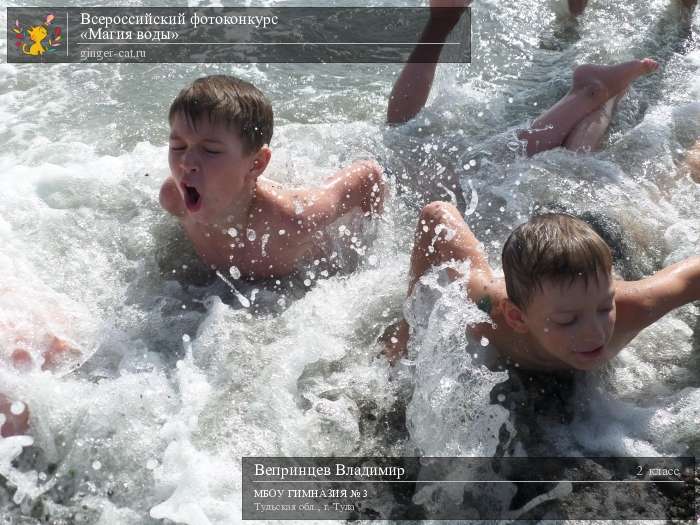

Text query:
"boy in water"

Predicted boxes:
[[387, 0, 659, 156], [160, 75, 385, 280], [384, 205, 700, 370]]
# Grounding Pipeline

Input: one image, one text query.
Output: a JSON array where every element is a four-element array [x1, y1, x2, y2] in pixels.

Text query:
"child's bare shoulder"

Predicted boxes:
[[257, 179, 321, 221]]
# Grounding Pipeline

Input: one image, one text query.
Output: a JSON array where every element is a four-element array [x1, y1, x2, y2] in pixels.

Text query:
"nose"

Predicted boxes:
[[583, 317, 608, 347], [180, 148, 200, 173]]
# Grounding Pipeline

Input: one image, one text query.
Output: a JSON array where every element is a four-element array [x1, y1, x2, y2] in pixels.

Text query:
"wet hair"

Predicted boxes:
[[169, 75, 273, 153], [501, 213, 613, 309]]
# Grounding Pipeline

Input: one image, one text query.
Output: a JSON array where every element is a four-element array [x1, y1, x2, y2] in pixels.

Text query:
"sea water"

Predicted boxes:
[[0, 0, 698, 523]]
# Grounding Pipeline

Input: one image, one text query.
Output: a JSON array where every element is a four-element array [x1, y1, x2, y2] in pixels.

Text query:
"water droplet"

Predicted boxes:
[[508, 97, 514, 104], [278, 229, 286, 235], [182, 334, 190, 343], [92, 461, 102, 471], [10, 401, 25, 415], [304, 279, 312, 287], [480, 336, 489, 347], [229, 266, 241, 280], [497, 393, 506, 403], [390, 337, 398, 344], [246, 229, 256, 242], [469, 159, 477, 167], [227, 227, 238, 238]]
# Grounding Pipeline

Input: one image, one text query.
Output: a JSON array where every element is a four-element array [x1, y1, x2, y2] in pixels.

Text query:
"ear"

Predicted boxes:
[[248, 146, 271, 181], [501, 298, 529, 334]]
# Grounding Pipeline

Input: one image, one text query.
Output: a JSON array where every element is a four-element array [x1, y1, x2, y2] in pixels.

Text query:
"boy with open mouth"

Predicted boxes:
[[160, 75, 385, 280]]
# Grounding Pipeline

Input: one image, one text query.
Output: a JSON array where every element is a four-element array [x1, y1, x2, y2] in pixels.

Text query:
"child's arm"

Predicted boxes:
[[614, 256, 700, 333], [291, 160, 385, 230], [159, 176, 185, 217], [386, 0, 469, 125], [382, 201, 492, 364]]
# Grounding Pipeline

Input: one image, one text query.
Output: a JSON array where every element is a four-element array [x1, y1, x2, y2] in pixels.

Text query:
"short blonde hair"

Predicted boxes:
[[169, 75, 273, 153], [502, 213, 613, 309]]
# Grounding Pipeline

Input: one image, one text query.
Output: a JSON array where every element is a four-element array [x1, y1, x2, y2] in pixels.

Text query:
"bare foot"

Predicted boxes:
[[0, 393, 29, 438], [379, 319, 410, 365], [568, 0, 588, 16], [571, 59, 659, 105]]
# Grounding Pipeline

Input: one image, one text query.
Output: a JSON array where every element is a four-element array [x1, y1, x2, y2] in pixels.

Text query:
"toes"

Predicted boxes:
[[640, 58, 659, 74]]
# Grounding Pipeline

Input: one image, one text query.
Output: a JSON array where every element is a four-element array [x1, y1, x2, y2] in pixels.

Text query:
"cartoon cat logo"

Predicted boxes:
[[13, 14, 62, 56]]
